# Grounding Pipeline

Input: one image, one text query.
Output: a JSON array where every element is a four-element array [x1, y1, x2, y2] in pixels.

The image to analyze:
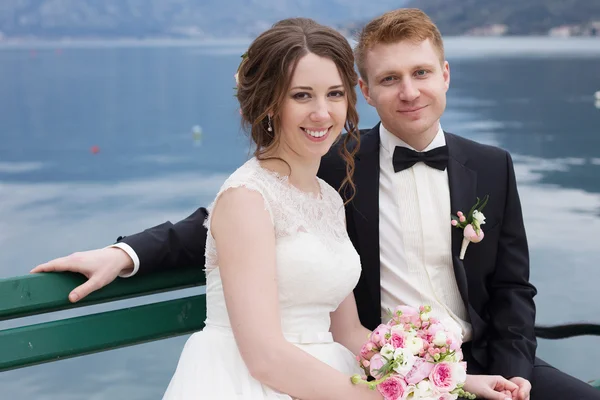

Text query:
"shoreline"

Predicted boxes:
[[1, 36, 599, 58]]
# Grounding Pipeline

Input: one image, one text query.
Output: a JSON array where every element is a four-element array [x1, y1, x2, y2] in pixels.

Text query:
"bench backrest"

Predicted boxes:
[[0, 268, 205, 372]]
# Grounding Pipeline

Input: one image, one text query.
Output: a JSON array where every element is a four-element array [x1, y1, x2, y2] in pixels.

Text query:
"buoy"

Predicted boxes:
[[192, 125, 203, 146], [595, 91, 600, 101], [90, 145, 100, 154], [192, 125, 203, 140]]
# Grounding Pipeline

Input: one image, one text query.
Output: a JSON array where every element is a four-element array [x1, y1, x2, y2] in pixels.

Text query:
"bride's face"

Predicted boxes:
[[277, 52, 348, 160]]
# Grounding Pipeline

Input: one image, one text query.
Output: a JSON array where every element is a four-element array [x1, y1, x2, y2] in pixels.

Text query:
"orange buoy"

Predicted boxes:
[[90, 145, 100, 154]]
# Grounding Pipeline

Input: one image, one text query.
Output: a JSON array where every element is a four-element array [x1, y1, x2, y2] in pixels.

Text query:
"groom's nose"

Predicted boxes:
[[397, 78, 420, 102]]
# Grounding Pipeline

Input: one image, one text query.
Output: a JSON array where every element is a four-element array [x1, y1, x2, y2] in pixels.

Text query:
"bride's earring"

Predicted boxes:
[[267, 115, 273, 132]]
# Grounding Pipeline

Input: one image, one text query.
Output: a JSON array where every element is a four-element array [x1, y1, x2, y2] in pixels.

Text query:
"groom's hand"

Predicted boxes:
[[508, 377, 531, 400], [30, 247, 134, 302]]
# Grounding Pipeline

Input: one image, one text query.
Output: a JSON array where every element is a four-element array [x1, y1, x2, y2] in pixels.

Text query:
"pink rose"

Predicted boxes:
[[373, 323, 390, 335], [427, 323, 445, 336], [372, 324, 391, 347], [429, 362, 458, 393], [405, 358, 435, 385], [377, 376, 408, 400], [446, 332, 462, 352], [390, 333, 406, 349], [369, 354, 386, 380], [463, 224, 484, 243], [394, 305, 420, 324], [360, 342, 376, 360]]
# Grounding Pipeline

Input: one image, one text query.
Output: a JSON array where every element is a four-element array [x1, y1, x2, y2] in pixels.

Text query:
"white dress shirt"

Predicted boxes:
[[378, 123, 472, 341], [110, 242, 140, 278]]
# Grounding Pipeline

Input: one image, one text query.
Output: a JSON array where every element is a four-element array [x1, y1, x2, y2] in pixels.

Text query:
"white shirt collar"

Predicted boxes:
[[379, 123, 446, 158]]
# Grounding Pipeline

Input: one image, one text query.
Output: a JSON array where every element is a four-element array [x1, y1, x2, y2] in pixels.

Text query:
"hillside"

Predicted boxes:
[[403, 0, 600, 35], [0, 0, 405, 39]]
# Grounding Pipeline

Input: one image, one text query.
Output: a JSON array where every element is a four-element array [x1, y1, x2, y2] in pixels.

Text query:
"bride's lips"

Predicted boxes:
[[301, 126, 332, 142]]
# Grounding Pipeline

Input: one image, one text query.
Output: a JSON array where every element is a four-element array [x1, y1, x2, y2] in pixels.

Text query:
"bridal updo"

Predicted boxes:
[[234, 17, 360, 202]]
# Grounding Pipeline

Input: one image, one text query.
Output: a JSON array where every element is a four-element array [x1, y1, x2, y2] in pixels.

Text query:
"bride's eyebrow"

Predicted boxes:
[[290, 85, 344, 90]]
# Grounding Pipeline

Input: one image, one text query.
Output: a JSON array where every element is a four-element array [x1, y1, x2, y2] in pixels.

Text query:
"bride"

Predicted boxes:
[[162, 18, 379, 400]]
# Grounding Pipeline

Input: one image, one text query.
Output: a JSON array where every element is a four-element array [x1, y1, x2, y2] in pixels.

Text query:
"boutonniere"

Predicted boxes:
[[451, 195, 489, 260]]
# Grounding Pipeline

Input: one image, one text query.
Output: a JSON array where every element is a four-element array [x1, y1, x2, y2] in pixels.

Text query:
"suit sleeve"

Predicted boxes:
[[487, 152, 538, 380], [117, 207, 209, 275]]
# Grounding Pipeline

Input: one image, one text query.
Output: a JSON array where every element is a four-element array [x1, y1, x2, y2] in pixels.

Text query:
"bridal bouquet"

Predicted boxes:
[[351, 305, 475, 400]]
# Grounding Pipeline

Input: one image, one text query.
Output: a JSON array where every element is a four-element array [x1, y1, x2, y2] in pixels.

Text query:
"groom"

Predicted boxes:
[[35, 8, 598, 400]]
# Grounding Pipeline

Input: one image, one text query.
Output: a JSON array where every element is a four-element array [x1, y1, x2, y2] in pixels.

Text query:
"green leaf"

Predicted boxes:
[[466, 198, 481, 220], [477, 194, 490, 212]]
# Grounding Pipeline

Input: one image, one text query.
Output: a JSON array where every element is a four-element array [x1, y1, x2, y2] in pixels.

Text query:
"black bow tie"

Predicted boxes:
[[392, 145, 449, 172]]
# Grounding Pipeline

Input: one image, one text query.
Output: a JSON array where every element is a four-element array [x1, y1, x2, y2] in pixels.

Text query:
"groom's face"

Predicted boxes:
[[358, 39, 450, 144]]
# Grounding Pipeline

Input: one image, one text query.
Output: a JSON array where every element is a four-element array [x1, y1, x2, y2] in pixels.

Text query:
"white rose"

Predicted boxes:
[[433, 331, 448, 347], [390, 324, 405, 335], [403, 385, 417, 399], [440, 317, 463, 340], [380, 344, 395, 360], [472, 210, 486, 225], [452, 362, 467, 384], [406, 336, 424, 355], [393, 348, 416, 376], [415, 379, 434, 398]]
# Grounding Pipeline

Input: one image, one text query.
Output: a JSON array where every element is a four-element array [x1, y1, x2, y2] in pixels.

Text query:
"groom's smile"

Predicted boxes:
[[397, 105, 428, 114]]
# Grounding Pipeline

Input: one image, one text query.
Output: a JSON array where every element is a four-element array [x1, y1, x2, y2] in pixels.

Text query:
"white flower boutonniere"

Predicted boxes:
[[451, 195, 489, 260]]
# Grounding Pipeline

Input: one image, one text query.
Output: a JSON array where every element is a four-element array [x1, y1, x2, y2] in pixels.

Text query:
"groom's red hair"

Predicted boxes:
[[354, 8, 445, 81]]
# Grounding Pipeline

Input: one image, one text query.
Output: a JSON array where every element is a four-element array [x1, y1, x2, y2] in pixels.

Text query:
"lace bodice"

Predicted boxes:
[[203, 157, 361, 334]]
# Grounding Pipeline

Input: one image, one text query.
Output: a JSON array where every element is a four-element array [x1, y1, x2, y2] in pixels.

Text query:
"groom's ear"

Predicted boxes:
[[358, 78, 374, 106], [443, 61, 450, 91]]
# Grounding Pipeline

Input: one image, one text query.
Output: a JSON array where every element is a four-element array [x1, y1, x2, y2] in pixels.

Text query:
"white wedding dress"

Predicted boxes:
[[162, 157, 363, 399]]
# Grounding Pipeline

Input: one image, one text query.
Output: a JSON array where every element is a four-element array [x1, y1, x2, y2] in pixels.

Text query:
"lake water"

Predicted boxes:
[[0, 37, 599, 398]]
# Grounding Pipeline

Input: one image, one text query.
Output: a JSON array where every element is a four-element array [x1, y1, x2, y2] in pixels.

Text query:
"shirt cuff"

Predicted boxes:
[[108, 242, 140, 278]]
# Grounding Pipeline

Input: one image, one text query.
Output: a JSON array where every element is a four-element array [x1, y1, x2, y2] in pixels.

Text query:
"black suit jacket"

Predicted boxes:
[[119, 124, 538, 380]]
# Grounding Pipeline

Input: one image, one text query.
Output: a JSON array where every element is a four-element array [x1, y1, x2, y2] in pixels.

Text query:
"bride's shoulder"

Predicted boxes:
[[207, 158, 275, 224], [219, 158, 265, 190]]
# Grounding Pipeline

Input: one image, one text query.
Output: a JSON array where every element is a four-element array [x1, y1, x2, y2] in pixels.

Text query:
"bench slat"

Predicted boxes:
[[0, 267, 204, 321], [0, 294, 206, 372]]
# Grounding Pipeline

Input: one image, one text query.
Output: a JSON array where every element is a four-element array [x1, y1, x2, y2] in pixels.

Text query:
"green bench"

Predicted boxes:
[[0, 268, 205, 372], [0, 269, 598, 391]]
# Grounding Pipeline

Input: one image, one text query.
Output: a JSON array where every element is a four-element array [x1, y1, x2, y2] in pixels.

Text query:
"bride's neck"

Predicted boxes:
[[260, 147, 321, 195]]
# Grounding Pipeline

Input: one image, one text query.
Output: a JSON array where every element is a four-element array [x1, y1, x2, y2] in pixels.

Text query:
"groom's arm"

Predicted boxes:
[[487, 152, 537, 381], [115, 207, 209, 276]]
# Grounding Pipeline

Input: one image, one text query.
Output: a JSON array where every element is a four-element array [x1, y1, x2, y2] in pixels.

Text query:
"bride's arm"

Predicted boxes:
[[212, 187, 381, 400], [330, 293, 371, 355]]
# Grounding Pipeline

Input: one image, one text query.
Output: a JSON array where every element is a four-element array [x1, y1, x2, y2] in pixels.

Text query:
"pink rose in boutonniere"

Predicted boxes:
[[451, 195, 489, 260]]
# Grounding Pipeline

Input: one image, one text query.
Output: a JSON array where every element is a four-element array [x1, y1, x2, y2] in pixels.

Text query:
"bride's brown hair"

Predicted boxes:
[[235, 18, 360, 203]]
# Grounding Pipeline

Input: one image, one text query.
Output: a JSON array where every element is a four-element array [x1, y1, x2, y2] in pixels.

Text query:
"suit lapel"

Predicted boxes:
[[351, 125, 382, 308], [445, 132, 477, 307]]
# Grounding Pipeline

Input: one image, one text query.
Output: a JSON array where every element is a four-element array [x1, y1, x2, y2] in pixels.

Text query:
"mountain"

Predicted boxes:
[[402, 0, 600, 35], [0, 0, 406, 39]]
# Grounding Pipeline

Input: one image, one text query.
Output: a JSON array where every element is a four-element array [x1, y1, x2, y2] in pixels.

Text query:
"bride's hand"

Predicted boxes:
[[464, 374, 519, 400]]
